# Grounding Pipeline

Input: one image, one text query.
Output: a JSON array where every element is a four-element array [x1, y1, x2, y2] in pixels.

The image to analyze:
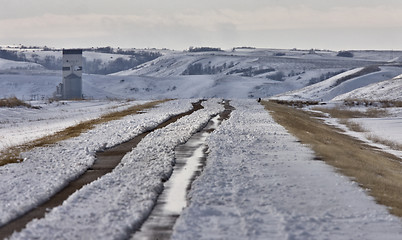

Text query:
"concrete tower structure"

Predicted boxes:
[[62, 49, 83, 99]]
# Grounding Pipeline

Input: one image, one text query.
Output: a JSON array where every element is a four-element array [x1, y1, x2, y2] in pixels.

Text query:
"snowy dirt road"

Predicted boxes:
[[1, 99, 402, 239], [172, 100, 402, 240]]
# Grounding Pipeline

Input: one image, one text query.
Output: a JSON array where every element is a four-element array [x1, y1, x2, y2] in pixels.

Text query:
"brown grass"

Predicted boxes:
[[269, 99, 320, 108], [0, 100, 168, 166], [0, 97, 37, 109], [315, 106, 388, 119], [339, 119, 367, 132], [366, 134, 402, 151], [344, 99, 402, 108], [262, 100, 402, 217]]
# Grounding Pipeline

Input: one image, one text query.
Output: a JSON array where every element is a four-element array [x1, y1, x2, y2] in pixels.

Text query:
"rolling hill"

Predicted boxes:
[[0, 46, 401, 101]]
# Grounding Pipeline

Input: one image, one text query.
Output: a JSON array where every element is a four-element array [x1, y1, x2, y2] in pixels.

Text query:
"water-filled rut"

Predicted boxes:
[[131, 100, 234, 240]]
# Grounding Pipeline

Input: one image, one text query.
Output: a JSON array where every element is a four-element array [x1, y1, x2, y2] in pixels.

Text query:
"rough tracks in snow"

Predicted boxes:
[[0, 101, 204, 239], [131, 100, 234, 240]]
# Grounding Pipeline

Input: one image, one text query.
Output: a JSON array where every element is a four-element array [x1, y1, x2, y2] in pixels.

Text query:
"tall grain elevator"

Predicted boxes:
[[62, 49, 83, 99]]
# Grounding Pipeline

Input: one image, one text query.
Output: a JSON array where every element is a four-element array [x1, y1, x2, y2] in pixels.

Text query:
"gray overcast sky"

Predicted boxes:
[[1, 0, 402, 50]]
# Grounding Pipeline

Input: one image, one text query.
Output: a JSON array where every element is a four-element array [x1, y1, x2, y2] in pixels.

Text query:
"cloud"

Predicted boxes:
[[2, 5, 401, 35], [1, 4, 401, 49], [174, 6, 402, 31]]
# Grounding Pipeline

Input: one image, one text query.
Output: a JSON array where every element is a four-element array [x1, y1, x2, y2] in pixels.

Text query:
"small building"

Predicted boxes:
[[61, 49, 83, 99]]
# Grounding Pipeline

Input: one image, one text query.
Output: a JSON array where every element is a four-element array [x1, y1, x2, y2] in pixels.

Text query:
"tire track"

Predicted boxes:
[[131, 100, 234, 240], [0, 101, 204, 239]]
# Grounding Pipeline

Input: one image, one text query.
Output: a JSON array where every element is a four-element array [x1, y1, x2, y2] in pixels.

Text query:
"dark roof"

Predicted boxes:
[[64, 73, 81, 80], [63, 49, 82, 55]]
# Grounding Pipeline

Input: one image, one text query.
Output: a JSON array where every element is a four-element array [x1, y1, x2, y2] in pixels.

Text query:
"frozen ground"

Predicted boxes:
[[0, 100, 149, 151], [172, 100, 402, 240]]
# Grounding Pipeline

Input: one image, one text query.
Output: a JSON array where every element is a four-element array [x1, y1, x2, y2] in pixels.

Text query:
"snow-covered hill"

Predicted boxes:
[[334, 75, 402, 101], [0, 58, 44, 71], [270, 65, 402, 102], [1, 47, 401, 101], [114, 49, 378, 79]]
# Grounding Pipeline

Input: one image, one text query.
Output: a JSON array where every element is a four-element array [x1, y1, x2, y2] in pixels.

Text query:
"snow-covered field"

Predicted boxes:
[[0, 100, 150, 151]]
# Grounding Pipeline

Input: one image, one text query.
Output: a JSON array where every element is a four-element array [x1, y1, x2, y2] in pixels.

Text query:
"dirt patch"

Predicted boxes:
[[0, 101, 203, 239], [262, 100, 402, 218]]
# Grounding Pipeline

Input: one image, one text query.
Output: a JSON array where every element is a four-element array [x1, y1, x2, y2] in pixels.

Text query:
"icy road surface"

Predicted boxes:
[[172, 100, 402, 240]]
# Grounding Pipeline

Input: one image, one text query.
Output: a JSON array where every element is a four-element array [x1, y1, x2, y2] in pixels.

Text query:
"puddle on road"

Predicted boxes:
[[132, 101, 233, 240], [164, 115, 220, 214]]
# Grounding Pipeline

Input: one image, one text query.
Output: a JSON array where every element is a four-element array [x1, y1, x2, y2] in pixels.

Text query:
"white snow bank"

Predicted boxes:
[[10, 99, 224, 239], [0, 99, 195, 227], [172, 100, 402, 240]]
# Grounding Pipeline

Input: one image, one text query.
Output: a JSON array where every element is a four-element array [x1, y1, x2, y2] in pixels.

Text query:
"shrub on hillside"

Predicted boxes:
[[0, 97, 34, 108], [267, 71, 285, 81], [188, 47, 223, 53], [337, 51, 354, 58]]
